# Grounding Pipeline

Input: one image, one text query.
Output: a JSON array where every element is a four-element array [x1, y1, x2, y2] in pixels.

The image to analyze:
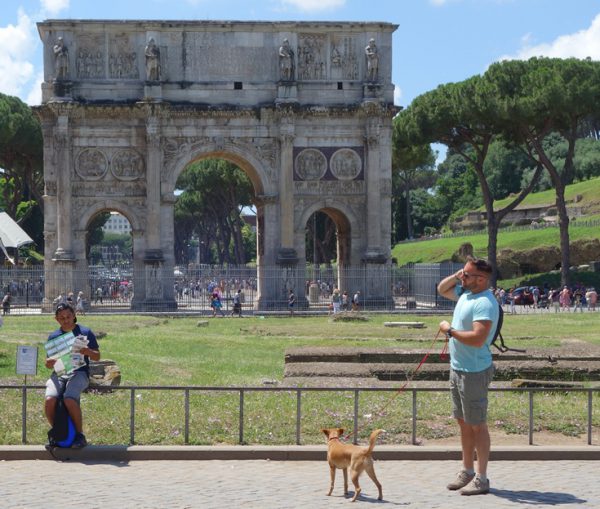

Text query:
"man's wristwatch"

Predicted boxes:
[[447, 327, 455, 337]]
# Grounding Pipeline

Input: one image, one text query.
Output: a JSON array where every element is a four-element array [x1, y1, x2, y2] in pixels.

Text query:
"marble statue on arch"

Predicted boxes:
[[53, 37, 69, 80], [279, 38, 294, 81], [145, 38, 161, 81], [365, 38, 379, 81]]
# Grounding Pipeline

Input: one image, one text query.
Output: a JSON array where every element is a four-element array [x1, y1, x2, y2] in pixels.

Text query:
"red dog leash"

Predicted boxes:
[[344, 327, 447, 442]]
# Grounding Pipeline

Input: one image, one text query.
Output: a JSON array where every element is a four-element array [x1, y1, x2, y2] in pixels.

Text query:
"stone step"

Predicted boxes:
[[284, 347, 600, 365], [284, 360, 600, 382]]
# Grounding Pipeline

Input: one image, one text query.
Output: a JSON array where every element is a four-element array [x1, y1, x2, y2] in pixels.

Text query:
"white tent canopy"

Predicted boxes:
[[0, 212, 33, 264], [0, 212, 33, 248]]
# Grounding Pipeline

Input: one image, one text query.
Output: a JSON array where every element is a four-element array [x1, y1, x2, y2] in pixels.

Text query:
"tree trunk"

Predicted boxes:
[[405, 188, 414, 239], [530, 138, 571, 286], [555, 180, 571, 286]]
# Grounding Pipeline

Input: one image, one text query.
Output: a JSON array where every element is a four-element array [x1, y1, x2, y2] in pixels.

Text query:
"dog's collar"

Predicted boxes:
[[328, 436, 341, 442]]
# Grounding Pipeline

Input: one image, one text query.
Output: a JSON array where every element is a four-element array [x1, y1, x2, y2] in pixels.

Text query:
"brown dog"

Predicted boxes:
[[321, 428, 383, 502]]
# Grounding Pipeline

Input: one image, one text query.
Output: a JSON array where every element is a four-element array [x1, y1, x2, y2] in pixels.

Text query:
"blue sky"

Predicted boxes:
[[1, 0, 600, 107]]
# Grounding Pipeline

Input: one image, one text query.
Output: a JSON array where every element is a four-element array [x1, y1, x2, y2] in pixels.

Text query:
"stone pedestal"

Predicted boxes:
[[276, 82, 298, 104], [362, 83, 383, 103], [144, 83, 163, 101], [52, 80, 73, 101]]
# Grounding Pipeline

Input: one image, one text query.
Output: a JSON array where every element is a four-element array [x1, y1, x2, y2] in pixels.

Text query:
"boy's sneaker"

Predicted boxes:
[[460, 476, 490, 496], [71, 433, 88, 449], [446, 470, 475, 490]]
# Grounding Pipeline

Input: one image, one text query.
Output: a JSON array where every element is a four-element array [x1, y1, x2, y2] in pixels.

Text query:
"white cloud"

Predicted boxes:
[[0, 9, 38, 99], [502, 13, 600, 61], [25, 71, 44, 106], [280, 0, 345, 12], [394, 85, 402, 106], [41, 0, 70, 17], [430, 0, 449, 5]]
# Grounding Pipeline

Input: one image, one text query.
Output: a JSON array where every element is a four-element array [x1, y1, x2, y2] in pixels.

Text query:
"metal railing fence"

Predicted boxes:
[[4, 384, 598, 446], [0, 264, 462, 313]]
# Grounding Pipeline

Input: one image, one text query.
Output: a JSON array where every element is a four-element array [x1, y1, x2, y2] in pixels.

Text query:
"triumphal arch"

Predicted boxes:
[[36, 20, 397, 310]]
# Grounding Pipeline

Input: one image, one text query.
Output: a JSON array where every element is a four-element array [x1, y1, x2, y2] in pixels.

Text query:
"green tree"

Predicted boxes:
[[175, 159, 254, 265], [0, 93, 43, 217], [390, 139, 436, 239], [486, 57, 600, 285], [395, 77, 543, 282]]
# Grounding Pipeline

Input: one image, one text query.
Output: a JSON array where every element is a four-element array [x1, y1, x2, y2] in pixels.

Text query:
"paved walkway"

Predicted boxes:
[[2, 458, 598, 509]]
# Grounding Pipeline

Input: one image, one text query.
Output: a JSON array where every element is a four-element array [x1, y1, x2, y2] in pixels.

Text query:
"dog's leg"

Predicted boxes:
[[365, 462, 383, 500], [326, 464, 335, 496], [343, 467, 349, 496], [350, 470, 361, 502]]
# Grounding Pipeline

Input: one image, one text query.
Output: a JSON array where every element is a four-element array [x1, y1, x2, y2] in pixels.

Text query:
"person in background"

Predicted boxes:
[[2, 292, 11, 315], [76, 291, 86, 316], [231, 289, 243, 317], [331, 288, 341, 314], [437, 256, 499, 496], [352, 290, 360, 311], [288, 289, 296, 316]]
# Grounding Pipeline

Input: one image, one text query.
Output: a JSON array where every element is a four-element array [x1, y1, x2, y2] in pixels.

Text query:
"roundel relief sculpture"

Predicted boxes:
[[330, 148, 361, 180], [295, 148, 327, 181], [75, 148, 108, 180], [111, 149, 145, 180]]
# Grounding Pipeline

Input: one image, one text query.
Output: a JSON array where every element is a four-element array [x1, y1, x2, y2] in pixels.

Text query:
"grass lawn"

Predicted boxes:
[[0, 313, 599, 446]]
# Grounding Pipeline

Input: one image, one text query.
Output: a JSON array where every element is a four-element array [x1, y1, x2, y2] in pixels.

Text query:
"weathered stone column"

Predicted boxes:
[[136, 114, 171, 311], [53, 115, 75, 261], [277, 117, 297, 265], [362, 113, 393, 309]]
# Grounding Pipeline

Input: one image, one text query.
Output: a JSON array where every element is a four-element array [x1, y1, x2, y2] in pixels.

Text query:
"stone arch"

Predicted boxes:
[[168, 141, 271, 197], [296, 199, 358, 262], [76, 200, 142, 233]]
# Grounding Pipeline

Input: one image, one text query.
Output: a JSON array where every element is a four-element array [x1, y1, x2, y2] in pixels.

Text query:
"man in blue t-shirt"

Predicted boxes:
[[44, 303, 100, 448], [437, 256, 499, 496]]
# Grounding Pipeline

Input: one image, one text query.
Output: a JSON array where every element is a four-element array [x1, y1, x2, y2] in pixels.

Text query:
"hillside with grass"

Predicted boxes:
[[392, 177, 600, 287]]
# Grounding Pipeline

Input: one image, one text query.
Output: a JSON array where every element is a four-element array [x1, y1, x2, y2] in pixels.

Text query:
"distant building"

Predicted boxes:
[[102, 212, 131, 234]]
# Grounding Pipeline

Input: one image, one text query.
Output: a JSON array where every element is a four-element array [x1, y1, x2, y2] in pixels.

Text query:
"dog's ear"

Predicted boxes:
[[321, 428, 329, 436], [338, 428, 344, 436]]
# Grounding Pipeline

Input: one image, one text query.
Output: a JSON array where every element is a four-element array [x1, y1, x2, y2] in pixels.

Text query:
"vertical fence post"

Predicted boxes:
[[353, 390, 359, 445], [588, 389, 593, 446], [21, 386, 27, 444], [184, 389, 190, 445], [412, 389, 417, 445], [296, 389, 302, 445], [239, 389, 244, 444], [130, 388, 136, 445], [528, 390, 534, 445]]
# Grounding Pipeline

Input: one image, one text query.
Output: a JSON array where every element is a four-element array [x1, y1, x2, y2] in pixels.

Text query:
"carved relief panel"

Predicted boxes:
[[297, 34, 326, 81], [330, 36, 359, 80], [76, 36, 105, 79], [74, 147, 145, 182], [109, 35, 139, 79], [293, 147, 363, 182]]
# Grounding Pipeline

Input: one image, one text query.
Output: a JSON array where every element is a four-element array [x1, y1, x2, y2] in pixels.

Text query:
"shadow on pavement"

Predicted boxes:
[[491, 489, 587, 505]]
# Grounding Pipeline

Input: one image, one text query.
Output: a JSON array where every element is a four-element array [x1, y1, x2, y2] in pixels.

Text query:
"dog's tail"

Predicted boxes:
[[367, 429, 384, 454]]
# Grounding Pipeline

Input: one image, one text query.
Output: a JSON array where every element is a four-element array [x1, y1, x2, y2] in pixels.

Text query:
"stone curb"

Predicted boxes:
[[1, 445, 599, 462]]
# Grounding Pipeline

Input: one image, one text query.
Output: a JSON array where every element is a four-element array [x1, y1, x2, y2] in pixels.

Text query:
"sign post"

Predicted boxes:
[[16, 345, 38, 443]]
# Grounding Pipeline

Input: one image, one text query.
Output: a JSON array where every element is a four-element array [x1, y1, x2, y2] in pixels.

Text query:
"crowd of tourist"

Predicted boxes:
[[494, 283, 598, 313]]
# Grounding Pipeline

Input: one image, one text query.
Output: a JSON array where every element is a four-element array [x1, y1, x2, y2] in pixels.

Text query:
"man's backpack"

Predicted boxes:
[[491, 304, 526, 353], [47, 397, 76, 448]]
